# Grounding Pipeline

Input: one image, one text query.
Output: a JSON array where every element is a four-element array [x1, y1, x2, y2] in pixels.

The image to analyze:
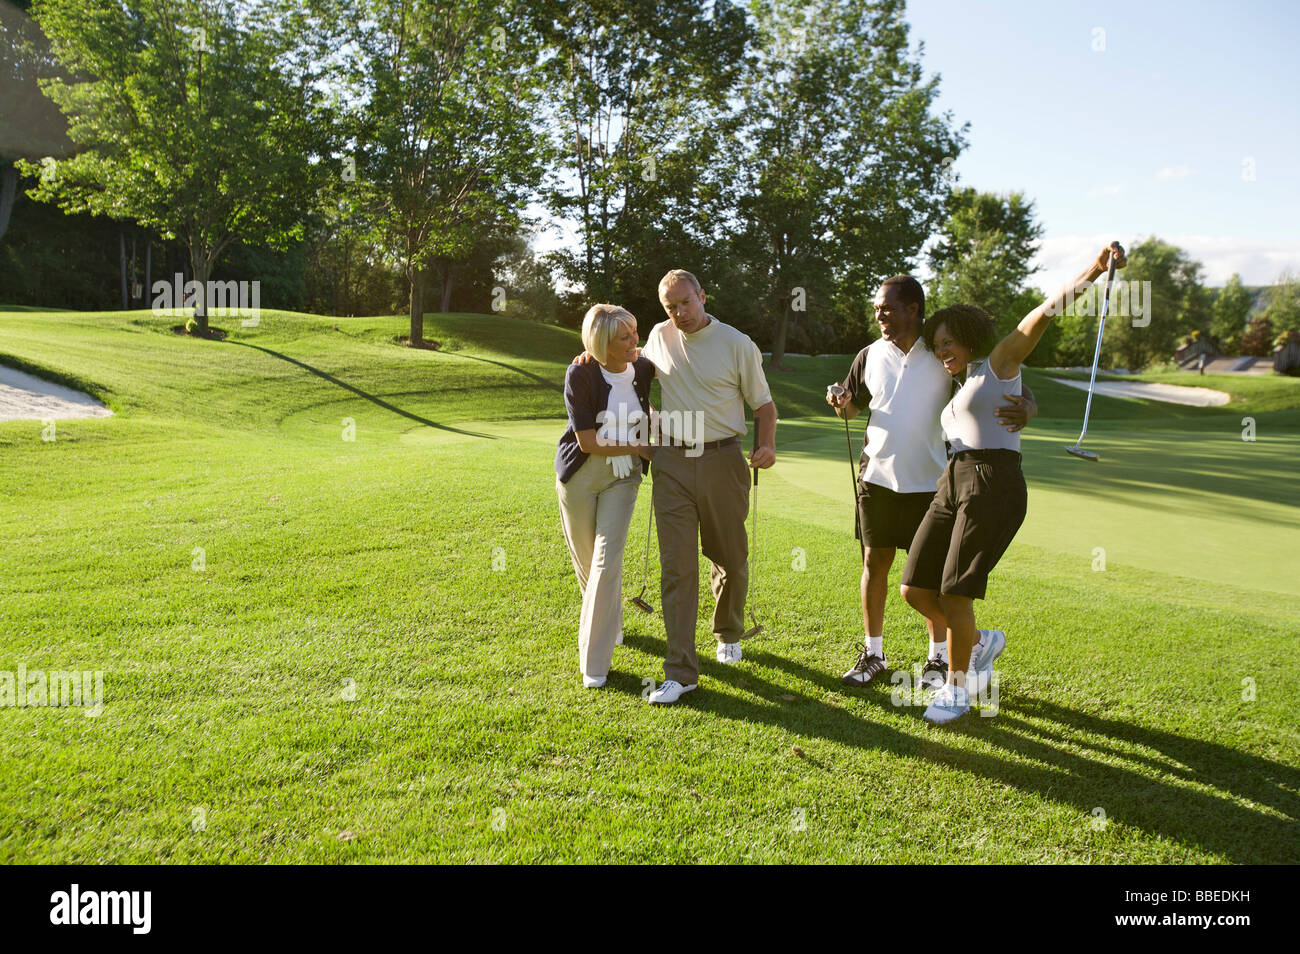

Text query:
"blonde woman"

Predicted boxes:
[[555, 305, 656, 688]]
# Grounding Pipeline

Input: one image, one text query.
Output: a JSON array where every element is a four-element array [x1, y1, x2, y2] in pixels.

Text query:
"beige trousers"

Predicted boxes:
[[556, 456, 642, 679], [652, 442, 750, 685]]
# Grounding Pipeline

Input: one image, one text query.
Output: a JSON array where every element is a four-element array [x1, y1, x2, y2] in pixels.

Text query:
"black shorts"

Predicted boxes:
[[855, 480, 936, 551], [900, 450, 1027, 600]]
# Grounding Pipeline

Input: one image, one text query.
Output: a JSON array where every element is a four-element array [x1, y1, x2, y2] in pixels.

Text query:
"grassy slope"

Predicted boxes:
[[1, 308, 1297, 864]]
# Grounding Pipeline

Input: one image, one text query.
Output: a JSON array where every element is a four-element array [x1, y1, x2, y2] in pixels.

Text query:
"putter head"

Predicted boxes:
[[742, 618, 764, 639], [629, 595, 655, 614], [1065, 444, 1100, 461]]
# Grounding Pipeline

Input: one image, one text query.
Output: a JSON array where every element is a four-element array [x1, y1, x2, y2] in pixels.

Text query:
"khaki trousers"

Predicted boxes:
[[652, 442, 750, 685], [556, 456, 642, 679]]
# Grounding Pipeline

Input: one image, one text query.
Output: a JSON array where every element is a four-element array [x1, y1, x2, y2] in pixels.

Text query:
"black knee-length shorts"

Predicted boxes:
[[900, 449, 1027, 600]]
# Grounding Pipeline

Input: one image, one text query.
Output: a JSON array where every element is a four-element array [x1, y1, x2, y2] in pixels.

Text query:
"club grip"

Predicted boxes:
[[751, 423, 759, 485]]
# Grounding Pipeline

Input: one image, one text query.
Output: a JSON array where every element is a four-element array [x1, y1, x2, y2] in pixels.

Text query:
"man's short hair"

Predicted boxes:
[[658, 269, 702, 296], [581, 304, 637, 365], [923, 303, 996, 357], [881, 274, 925, 319]]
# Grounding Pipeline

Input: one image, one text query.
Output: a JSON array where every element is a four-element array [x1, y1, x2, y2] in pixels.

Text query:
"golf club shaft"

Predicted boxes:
[[844, 411, 864, 559], [1075, 256, 1119, 447]]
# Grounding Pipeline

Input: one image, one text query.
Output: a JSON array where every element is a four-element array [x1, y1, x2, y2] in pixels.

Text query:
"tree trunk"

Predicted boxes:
[[440, 263, 453, 313], [0, 163, 17, 244], [190, 244, 210, 335], [770, 303, 791, 371], [770, 251, 791, 370], [129, 231, 138, 306], [120, 228, 129, 309], [409, 270, 424, 346], [144, 239, 152, 304]]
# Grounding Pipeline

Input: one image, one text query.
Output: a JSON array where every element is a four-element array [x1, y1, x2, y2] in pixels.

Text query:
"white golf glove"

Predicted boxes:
[[608, 454, 634, 479]]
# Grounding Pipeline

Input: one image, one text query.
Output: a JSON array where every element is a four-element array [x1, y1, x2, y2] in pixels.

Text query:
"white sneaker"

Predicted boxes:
[[648, 679, 697, 705], [970, 629, 1006, 671], [716, 642, 742, 664], [582, 674, 606, 688], [968, 629, 1005, 697], [923, 683, 970, 724]]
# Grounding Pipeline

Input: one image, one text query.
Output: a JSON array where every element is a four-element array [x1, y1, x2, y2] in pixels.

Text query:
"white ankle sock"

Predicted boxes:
[[866, 636, 883, 658], [930, 639, 947, 660]]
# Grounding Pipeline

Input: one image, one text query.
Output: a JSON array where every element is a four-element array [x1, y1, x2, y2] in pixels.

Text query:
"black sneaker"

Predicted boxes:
[[920, 654, 947, 691], [841, 647, 888, 686]]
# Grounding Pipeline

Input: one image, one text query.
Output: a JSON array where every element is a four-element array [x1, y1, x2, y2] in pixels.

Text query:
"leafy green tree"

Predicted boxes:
[[1211, 273, 1251, 352], [20, 0, 333, 334], [926, 188, 1044, 339], [1098, 236, 1206, 370], [1263, 270, 1300, 334], [735, 0, 964, 366], [1178, 279, 1213, 340], [537, 0, 751, 321], [339, 0, 547, 346]]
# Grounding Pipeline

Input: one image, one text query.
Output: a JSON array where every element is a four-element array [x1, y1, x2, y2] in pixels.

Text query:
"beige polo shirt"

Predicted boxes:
[[642, 315, 772, 443]]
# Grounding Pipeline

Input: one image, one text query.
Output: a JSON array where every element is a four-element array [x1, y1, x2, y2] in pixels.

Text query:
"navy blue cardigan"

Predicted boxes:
[[555, 357, 655, 483]]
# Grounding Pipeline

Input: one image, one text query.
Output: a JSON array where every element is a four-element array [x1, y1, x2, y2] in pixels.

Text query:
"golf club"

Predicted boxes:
[[742, 421, 764, 639], [1066, 249, 1120, 461], [828, 383, 864, 559], [629, 471, 655, 614]]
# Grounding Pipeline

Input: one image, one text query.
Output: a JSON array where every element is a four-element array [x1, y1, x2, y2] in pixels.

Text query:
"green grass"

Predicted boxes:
[[1, 307, 1297, 863]]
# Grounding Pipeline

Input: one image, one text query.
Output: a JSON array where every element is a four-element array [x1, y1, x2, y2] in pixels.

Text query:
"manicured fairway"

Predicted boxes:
[[2, 308, 1297, 863]]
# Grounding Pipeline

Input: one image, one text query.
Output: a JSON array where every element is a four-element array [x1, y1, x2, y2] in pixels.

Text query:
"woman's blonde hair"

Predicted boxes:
[[581, 304, 637, 365]]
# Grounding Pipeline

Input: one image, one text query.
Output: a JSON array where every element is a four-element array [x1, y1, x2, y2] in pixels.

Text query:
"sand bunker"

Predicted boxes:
[[0, 366, 113, 421], [1050, 378, 1230, 407]]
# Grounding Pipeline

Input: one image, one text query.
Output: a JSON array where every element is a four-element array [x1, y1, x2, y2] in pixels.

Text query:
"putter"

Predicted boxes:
[[743, 422, 764, 639], [828, 383, 864, 559], [1066, 250, 1119, 462], [629, 478, 655, 614]]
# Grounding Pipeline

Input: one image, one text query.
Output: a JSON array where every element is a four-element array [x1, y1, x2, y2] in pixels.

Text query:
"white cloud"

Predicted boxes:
[[1155, 165, 1195, 181], [1087, 185, 1124, 197], [1032, 234, 1300, 290]]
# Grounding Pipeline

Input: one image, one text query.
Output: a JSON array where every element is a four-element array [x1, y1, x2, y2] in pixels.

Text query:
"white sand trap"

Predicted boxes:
[[0, 366, 113, 422], [1050, 377, 1229, 407]]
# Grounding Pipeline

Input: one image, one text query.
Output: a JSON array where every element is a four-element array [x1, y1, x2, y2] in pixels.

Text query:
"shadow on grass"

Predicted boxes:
[[621, 632, 1298, 863], [444, 351, 564, 393], [225, 340, 494, 438]]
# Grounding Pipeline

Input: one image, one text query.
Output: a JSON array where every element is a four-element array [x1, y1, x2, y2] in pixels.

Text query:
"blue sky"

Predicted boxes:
[[906, 0, 1300, 289], [533, 1, 1299, 291]]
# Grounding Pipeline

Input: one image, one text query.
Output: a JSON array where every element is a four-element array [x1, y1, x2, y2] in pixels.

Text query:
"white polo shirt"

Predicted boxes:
[[842, 338, 951, 494]]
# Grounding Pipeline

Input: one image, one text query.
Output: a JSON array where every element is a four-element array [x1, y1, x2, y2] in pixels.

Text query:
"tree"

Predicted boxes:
[[1239, 315, 1275, 357], [1098, 236, 1206, 370], [734, 0, 964, 367], [537, 0, 751, 322], [340, 0, 547, 346], [926, 188, 1044, 339], [1211, 272, 1251, 352], [20, 0, 331, 335], [1263, 270, 1300, 334], [0, 0, 72, 243]]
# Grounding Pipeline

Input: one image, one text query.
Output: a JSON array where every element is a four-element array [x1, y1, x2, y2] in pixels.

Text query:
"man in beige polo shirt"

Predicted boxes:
[[643, 269, 776, 705]]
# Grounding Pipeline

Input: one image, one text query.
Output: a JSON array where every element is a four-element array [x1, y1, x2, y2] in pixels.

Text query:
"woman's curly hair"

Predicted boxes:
[[923, 304, 996, 357]]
